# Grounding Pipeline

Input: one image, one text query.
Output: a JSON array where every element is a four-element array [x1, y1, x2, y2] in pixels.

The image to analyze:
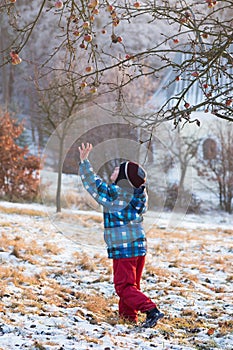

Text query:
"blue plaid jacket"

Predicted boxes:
[[79, 160, 148, 259]]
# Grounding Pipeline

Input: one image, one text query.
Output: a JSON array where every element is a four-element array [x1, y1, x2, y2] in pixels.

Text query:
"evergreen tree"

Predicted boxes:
[[0, 110, 40, 201]]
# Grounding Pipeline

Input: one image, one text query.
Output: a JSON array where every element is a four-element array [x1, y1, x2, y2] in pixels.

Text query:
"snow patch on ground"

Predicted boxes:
[[0, 200, 232, 350]]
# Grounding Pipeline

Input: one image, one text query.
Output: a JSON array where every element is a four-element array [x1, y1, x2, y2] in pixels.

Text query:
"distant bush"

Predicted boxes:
[[164, 184, 202, 214], [0, 110, 41, 201]]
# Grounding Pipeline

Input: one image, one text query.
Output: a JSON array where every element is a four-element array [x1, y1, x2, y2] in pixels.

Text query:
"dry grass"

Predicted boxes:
[[32, 341, 47, 350], [145, 264, 171, 279], [63, 191, 83, 208], [73, 252, 97, 271], [170, 280, 184, 287], [166, 315, 205, 331], [0, 232, 62, 266], [141, 223, 233, 347], [42, 190, 100, 211], [182, 272, 199, 283], [218, 320, 233, 335], [84, 294, 117, 322], [43, 242, 62, 254], [0, 205, 46, 216], [0, 209, 232, 349], [53, 212, 103, 229], [0, 265, 38, 285]]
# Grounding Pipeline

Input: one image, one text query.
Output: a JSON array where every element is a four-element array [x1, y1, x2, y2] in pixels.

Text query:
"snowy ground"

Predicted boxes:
[[0, 200, 232, 350]]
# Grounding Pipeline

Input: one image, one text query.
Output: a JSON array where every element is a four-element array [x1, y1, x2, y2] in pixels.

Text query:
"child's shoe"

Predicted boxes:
[[142, 307, 164, 328]]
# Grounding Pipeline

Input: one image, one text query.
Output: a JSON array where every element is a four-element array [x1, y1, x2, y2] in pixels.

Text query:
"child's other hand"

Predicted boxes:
[[79, 142, 93, 161]]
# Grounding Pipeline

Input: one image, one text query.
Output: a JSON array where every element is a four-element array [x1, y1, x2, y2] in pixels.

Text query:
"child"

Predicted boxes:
[[78, 142, 164, 327]]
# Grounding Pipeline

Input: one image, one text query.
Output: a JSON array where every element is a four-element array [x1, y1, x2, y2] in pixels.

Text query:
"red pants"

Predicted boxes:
[[113, 256, 156, 323]]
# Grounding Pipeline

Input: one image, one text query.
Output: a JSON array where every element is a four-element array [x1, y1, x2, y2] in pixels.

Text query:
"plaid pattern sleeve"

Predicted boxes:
[[129, 187, 148, 214], [79, 159, 119, 207]]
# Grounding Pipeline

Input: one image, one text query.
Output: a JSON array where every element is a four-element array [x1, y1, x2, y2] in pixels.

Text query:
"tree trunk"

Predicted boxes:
[[177, 163, 186, 207], [56, 137, 64, 213]]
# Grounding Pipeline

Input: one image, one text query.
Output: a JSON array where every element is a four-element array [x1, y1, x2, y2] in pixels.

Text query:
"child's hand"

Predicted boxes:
[[79, 142, 93, 162]]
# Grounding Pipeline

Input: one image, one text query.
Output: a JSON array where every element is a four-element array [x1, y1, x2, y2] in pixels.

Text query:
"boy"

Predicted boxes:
[[78, 142, 164, 327]]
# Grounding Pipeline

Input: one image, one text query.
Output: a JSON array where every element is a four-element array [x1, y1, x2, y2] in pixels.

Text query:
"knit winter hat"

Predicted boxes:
[[126, 161, 147, 188], [116, 161, 146, 188]]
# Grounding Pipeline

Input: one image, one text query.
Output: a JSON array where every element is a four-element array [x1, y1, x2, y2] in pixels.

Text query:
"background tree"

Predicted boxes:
[[158, 124, 202, 212], [0, 0, 232, 129], [164, 126, 201, 191], [0, 109, 40, 201], [36, 63, 97, 212], [196, 122, 233, 213]]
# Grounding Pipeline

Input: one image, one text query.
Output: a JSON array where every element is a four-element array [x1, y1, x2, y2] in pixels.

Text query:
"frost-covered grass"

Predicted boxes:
[[0, 201, 232, 350]]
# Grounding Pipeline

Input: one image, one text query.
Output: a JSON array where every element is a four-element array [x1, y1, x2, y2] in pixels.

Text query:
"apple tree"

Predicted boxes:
[[0, 0, 232, 126]]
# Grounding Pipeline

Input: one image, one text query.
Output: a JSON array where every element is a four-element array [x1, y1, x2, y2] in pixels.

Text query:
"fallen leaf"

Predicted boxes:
[[207, 328, 215, 336]]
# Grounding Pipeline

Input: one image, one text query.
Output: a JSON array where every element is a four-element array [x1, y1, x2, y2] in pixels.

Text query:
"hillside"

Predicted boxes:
[[0, 201, 232, 350]]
